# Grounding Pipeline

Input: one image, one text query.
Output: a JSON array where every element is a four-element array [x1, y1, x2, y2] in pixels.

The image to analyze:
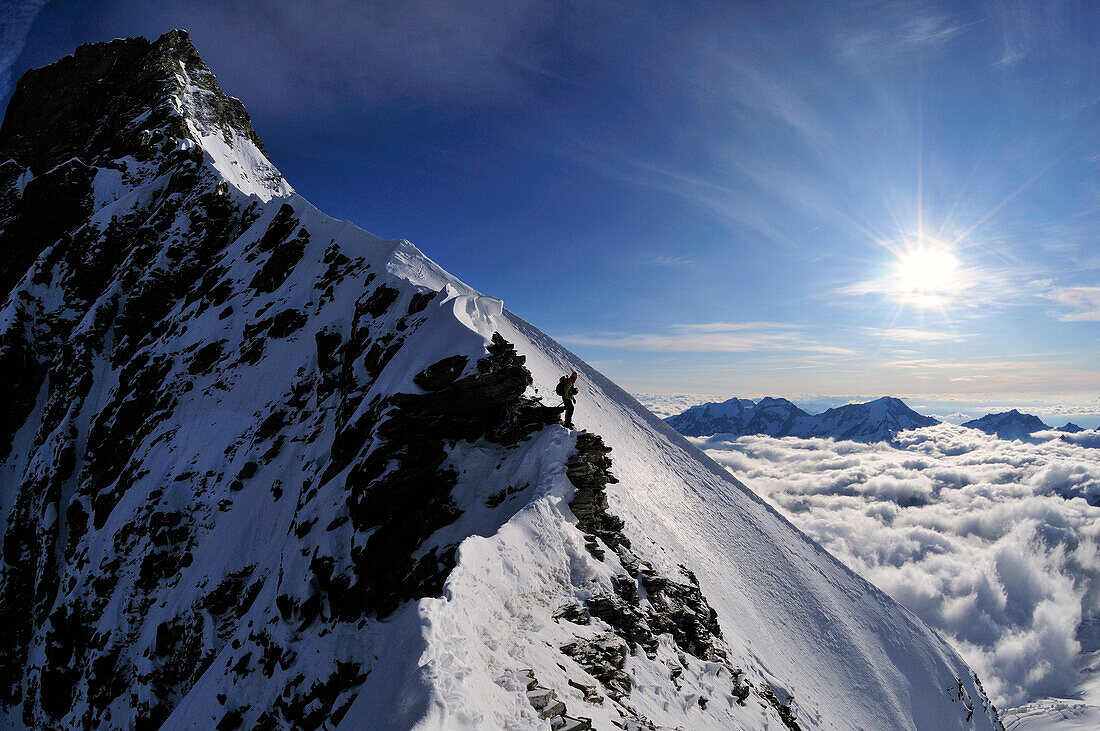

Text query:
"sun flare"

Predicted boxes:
[[896, 247, 959, 294]]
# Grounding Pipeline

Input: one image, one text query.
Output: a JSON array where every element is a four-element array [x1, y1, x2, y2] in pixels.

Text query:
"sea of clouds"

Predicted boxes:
[[631, 392, 716, 419], [689, 424, 1100, 710]]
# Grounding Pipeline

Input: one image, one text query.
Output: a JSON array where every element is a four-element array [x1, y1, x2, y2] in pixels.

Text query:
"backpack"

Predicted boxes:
[[555, 376, 569, 396]]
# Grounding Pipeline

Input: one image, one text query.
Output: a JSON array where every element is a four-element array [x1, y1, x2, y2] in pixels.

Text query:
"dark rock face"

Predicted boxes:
[[566, 434, 628, 560], [0, 27, 591, 729], [0, 30, 266, 173], [0, 158, 95, 293], [560, 635, 630, 700], [319, 333, 560, 619], [0, 309, 40, 461], [0, 30, 274, 295], [413, 353, 468, 391], [249, 221, 308, 293], [407, 289, 438, 315]]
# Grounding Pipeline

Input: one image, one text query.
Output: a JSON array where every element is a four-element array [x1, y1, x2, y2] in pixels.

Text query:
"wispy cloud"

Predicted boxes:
[[986, 0, 1046, 68], [680, 321, 802, 332], [1034, 281, 1100, 321], [834, 2, 973, 63], [866, 327, 972, 343], [879, 356, 1098, 394], [886, 357, 1041, 371], [646, 254, 696, 267], [573, 148, 795, 249], [559, 321, 853, 355]]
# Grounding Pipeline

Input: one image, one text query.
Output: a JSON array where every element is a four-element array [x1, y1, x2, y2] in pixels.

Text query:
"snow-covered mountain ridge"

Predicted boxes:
[[667, 395, 939, 443], [960, 410, 1050, 441], [0, 31, 1001, 729]]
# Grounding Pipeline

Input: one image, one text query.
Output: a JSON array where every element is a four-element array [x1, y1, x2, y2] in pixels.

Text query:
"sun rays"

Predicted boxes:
[[891, 238, 966, 308]]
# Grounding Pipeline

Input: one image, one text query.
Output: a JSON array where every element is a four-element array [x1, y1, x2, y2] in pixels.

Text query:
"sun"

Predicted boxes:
[[896, 246, 959, 294]]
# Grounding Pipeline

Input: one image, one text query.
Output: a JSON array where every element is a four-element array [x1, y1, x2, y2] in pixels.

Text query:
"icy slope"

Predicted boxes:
[[0, 31, 1000, 730]]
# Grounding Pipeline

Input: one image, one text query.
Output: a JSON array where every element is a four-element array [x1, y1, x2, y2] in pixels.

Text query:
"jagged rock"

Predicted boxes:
[[407, 289, 438, 314], [188, 339, 226, 374], [414, 354, 469, 391], [566, 433, 628, 557], [0, 158, 94, 294], [250, 230, 307, 293], [554, 603, 592, 625], [760, 687, 802, 731], [363, 284, 400, 317], [322, 333, 555, 618], [268, 308, 308, 338], [561, 634, 631, 701], [0, 312, 40, 461]]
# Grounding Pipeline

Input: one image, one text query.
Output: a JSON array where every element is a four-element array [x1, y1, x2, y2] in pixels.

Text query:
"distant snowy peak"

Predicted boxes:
[[1058, 422, 1085, 433], [962, 410, 1049, 440], [811, 396, 939, 442], [665, 396, 808, 437], [667, 395, 938, 442]]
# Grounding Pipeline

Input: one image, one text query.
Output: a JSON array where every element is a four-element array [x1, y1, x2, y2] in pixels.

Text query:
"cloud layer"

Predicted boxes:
[[693, 424, 1100, 709], [560, 321, 855, 355]]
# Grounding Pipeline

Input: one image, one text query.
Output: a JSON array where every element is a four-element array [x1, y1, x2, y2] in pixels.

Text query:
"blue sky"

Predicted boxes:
[[4, 0, 1098, 408]]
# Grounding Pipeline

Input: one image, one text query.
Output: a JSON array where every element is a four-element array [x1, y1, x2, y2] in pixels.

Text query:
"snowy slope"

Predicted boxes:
[[668, 395, 938, 443], [0, 31, 1001, 730]]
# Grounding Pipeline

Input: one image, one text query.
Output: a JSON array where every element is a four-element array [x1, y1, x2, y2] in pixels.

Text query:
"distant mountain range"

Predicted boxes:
[[666, 399, 1092, 443], [960, 410, 1048, 440], [666, 396, 938, 442], [958, 410, 1090, 440]]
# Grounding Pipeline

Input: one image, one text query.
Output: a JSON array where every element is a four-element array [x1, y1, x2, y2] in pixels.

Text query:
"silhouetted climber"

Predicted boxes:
[[556, 371, 579, 428]]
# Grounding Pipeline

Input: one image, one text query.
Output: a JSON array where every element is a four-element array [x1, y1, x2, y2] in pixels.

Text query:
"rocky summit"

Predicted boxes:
[[0, 31, 1002, 730]]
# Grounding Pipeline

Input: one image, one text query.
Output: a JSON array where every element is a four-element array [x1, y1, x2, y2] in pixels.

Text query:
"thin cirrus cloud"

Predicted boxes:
[[829, 0, 980, 61], [1034, 281, 1100, 322], [694, 423, 1100, 710], [835, 7, 974, 64], [866, 327, 972, 343], [646, 254, 697, 267], [558, 321, 854, 355]]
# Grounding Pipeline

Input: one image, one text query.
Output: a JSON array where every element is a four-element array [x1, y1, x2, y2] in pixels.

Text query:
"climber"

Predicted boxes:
[[557, 371, 579, 429]]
